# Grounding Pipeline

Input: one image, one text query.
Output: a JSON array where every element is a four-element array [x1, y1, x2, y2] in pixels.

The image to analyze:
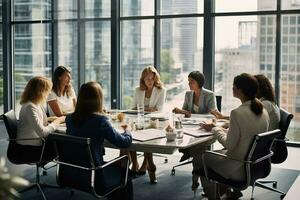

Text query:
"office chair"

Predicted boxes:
[[197, 129, 281, 200], [48, 133, 130, 198], [2, 110, 58, 200], [255, 108, 293, 197], [171, 95, 222, 175]]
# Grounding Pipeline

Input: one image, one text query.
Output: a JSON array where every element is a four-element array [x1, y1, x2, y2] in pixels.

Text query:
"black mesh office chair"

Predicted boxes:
[[2, 110, 58, 200], [48, 133, 130, 198], [171, 95, 222, 175], [198, 129, 281, 200], [255, 108, 293, 198]]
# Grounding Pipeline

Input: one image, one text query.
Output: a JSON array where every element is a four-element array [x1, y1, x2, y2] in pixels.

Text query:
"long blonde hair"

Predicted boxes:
[[20, 76, 52, 105], [139, 66, 163, 90]]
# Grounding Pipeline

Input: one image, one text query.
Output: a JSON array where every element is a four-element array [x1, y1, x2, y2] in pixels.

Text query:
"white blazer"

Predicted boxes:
[[206, 101, 270, 181], [17, 102, 60, 146], [132, 86, 166, 111]]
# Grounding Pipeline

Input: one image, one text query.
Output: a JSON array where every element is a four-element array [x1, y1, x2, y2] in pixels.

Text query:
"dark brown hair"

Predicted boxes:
[[234, 73, 263, 115], [188, 71, 205, 88], [52, 66, 73, 97], [72, 82, 103, 124], [254, 74, 276, 103]]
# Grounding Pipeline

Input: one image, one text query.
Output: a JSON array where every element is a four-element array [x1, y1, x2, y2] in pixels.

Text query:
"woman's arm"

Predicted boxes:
[[48, 100, 64, 116]]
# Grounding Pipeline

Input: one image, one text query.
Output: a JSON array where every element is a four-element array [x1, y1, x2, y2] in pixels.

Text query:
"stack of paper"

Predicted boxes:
[[183, 127, 213, 137], [131, 128, 166, 141]]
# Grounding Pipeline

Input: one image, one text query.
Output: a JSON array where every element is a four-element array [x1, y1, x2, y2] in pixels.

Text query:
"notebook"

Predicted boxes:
[[131, 129, 166, 142], [183, 127, 213, 137]]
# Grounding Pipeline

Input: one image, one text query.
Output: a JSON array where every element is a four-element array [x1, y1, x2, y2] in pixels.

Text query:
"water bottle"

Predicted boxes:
[[137, 104, 145, 130], [175, 120, 183, 139]]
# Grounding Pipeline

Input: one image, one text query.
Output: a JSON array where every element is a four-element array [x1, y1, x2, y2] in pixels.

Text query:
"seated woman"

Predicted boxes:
[[65, 82, 133, 200], [254, 74, 280, 130], [173, 71, 219, 117], [130, 66, 166, 184], [47, 66, 76, 117], [17, 76, 65, 161], [198, 73, 270, 199]]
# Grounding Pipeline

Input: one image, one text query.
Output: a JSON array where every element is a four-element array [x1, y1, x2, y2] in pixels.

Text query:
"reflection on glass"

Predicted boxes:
[[121, 20, 154, 109], [280, 14, 300, 142], [214, 15, 276, 114], [85, 21, 111, 108], [53, 0, 77, 19], [57, 22, 78, 93], [282, 0, 300, 10], [160, 0, 203, 15], [161, 18, 203, 112], [13, 0, 51, 21], [84, 0, 110, 18], [14, 23, 52, 113], [121, 0, 154, 17], [215, 0, 276, 12]]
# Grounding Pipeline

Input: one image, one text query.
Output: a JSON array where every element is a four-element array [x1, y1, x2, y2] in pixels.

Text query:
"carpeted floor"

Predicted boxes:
[[18, 164, 299, 200]]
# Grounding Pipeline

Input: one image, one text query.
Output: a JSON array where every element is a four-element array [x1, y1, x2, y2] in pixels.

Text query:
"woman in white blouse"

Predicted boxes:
[[47, 66, 76, 117], [131, 66, 166, 184], [254, 74, 280, 131], [17, 76, 65, 161]]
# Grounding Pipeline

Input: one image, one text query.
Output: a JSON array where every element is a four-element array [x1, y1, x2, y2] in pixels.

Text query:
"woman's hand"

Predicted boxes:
[[173, 107, 191, 118], [200, 121, 216, 131], [210, 110, 229, 120], [53, 116, 66, 124]]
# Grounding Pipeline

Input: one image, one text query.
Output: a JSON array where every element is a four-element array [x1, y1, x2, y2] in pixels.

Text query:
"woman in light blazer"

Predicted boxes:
[[255, 74, 280, 131], [131, 66, 166, 184], [199, 73, 269, 199], [173, 71, 220, 117]]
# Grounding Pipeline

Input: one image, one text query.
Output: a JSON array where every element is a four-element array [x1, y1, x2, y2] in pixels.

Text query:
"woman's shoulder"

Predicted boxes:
[[202, 88, 214, 95]]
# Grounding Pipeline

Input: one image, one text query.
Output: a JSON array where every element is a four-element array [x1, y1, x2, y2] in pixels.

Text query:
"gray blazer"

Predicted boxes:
[[207, 101, 270, 181], [182, 88, 217, 114]]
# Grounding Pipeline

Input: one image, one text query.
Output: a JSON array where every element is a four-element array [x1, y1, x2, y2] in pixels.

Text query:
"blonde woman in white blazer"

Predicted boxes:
[[199, 73, 269, 199], [17, 77, 65, 161], [130, 66, 166, 184]]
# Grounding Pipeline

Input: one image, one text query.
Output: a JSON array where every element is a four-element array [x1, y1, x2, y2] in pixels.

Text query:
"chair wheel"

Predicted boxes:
[[273, 182, 277, 188], [164, 158, 168, 163], [171, 169, 175, 175]]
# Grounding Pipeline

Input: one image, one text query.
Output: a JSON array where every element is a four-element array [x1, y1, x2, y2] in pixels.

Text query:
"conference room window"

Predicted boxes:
[[160, 0, 204, 15], [13, 23, 52, 114], [53, 0, 77, 19], [215, 0, 276, 12], [0, 25, 2, 114], [161, 17, 204, 112], [121, 0, 154, 17], [120, 19, 154, 109], [84, 0, 110, 18], [13, 0, 51, 21], [85, 21, 111, 109], [280, 13, 300, 142]]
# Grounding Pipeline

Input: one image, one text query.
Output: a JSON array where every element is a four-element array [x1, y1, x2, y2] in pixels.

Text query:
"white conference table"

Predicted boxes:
[[57, 112, 218, 155]]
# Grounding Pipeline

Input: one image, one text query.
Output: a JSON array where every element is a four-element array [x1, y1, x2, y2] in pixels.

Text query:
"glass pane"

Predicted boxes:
[[121, 20, 154, 109], [215, 0, 276, 12], [121, 0, 154, 17], [84, 0, 111, 18], [161, 17, 203, 112], [0, 24, 3, 114], [280, 14, 300, 143], [160, 0, 203, 15], [57, 22, 78, 93], [282, 0, 300, 10], [214, 15, 276, 115], [0, 1, 2, 21], [85, 21, 111, 109], [13, 0, 51, 21], [54, 0, 77, 19], [13, 23, 52, 114]]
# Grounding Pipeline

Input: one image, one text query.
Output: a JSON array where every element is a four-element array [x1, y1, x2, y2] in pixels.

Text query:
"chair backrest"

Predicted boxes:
[[247, 129, 281, 186], [270, 108, 293, 164], [279, 108, 294, 139], [48, 133, 97, 193], [2, 110, 18, 140], [216, 95, 222, 112]]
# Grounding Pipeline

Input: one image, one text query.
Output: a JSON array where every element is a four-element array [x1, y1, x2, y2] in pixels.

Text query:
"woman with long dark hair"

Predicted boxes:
[[197, 73, 270, 199]]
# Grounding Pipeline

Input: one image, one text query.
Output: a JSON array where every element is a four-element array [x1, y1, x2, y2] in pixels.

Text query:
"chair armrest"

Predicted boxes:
[[95, 155, 129, 186], [8, 137, 45, 142]]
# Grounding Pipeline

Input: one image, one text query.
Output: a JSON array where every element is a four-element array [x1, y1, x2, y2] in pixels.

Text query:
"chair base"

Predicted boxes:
[[255, 180, 286, 199], [171, 160, 192, 175]]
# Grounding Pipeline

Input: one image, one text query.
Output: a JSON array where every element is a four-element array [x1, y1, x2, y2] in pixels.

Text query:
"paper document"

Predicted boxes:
[[183, 127, 213, 137], [131, 128, 166, 142], [145, 112, 169, 121], [121, 110, 150, 115]]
